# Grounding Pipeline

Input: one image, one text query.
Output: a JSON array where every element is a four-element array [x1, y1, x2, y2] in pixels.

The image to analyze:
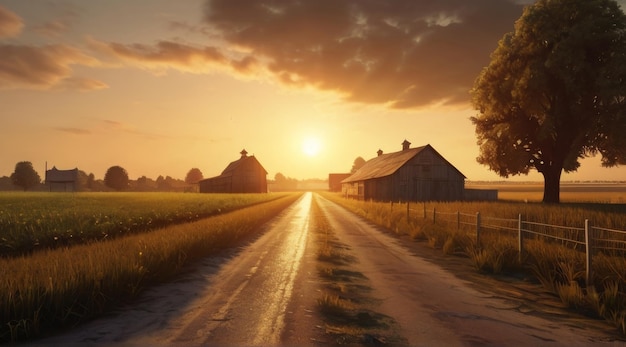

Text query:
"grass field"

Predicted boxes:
[[322, 190, 626, 335], [0, 192, 302, 343], [0, 192, 286, 257], [467, 182, 626, 203]]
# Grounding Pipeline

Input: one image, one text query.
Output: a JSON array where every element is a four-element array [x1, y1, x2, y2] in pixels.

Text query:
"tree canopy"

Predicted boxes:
[[471, 0, 626, 203], [104, 166, 129, 191], [185, 168, 204, 184], [10, 161, 41, 191], [351, 157, 366, 173]]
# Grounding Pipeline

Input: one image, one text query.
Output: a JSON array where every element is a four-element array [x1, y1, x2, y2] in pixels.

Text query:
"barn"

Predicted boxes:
[[45, 167, 79, 192], [199, 149, 268, 193], [341, 140, 465, 202]]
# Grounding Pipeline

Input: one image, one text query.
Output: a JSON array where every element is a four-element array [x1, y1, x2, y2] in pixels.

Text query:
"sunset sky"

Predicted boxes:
[[2, 0, 626, 182]]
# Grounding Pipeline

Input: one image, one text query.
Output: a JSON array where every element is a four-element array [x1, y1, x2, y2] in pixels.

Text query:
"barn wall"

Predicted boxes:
[[341, 146, 466, 202], [232, 165, 267, 193], [200, 158, 267, 193]]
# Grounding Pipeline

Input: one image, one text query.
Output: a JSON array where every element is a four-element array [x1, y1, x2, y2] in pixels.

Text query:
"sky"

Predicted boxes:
[[1, 0, 626, 182]]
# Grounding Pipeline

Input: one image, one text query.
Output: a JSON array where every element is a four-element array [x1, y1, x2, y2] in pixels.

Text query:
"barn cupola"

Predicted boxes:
[[377, 149, 383, 156], [402, 139, 411, 151], [240, 149, 248, 158]]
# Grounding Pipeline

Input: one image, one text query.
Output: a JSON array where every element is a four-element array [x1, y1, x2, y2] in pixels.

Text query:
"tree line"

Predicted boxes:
[[2, 161, 205, 192]]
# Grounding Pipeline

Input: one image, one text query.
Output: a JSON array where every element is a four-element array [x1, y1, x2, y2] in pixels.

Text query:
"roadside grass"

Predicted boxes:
[[322, 192, 626, 336], [310, 195, 406, 345], [0, 192, 286, 257], [0, 193, 301, 343]]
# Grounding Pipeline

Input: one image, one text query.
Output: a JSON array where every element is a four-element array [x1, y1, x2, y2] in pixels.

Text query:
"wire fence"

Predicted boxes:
[[398, 201, 626, 285]]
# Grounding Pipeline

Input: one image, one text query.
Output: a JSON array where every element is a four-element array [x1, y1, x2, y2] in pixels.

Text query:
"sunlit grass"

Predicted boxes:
[[0, 192, 286, 257], [0, 193, 301, 343], [322, 192, 626, 335]]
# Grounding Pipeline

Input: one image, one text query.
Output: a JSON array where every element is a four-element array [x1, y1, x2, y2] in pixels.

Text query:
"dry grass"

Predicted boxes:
[[310, 195, 404, 345], [322, 192, 626, 335], [0, 193, 301, 343]]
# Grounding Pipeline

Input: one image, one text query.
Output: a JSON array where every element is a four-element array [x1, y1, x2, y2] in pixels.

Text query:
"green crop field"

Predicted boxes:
[[0, 192, 302, 343], [0, 192, 287, 257]]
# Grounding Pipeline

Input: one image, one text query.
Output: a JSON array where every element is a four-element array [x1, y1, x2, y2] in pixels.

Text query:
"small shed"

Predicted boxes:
[[199, 149, 268, 193], [341, 140, 465, 202], [46, 167, 79, 192]]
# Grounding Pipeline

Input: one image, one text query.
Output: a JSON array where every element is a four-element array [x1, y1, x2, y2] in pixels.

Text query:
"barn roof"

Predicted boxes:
[[200, 149, 267, 183], [221, 155, 268, 176], [341, 144, 465, 183], [46, 167, 78, 182]]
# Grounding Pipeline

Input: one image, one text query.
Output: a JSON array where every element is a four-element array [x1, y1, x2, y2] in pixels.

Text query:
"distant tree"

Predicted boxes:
[[156, 175, 170, 191], [87, 173, 95, 190], [274, 172, 287, 183], [185, 168, 204, 184], [104, 166, 129, 191], [10, 161, 41, 191], [0, 176, 15, 191], [76, 170, 89, 191], [272, 172, 298, 191], [136, 175, 157, 191], [351, 157, 366, 173], [471, 0, 626, 203]]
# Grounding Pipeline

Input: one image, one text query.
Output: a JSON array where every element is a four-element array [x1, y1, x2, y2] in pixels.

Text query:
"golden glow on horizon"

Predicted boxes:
[[302, 137, 321, 157]]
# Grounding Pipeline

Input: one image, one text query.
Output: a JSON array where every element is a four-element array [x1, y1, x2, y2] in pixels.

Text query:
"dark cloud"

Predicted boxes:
[[54, 127, 91, 135], [0, 6, 23, 38], [0, 44, 103, 90], [89, 37, 260, 74], [204, 0, 524, 108]]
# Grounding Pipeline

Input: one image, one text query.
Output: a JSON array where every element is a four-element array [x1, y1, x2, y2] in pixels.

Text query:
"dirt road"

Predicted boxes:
[[35, 192, 623, 346], [37, 193, 324, 346], [315, 194, 623, 346]]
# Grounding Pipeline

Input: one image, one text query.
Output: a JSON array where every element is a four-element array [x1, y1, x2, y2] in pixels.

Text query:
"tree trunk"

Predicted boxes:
[[541, 166, 562, 203]]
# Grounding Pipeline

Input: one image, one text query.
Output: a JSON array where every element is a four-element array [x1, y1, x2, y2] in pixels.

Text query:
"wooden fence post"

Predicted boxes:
[[457, 211, 460, 230], [585, 219, 593, 286], [423, 202, 426, 219], [433, 207, 436, 224], [518, 214, 523, 263], [476, 212, 481, 247]]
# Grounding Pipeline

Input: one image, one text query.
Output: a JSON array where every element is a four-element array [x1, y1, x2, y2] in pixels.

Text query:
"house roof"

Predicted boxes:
[[46, 167, 78, 182], [341, 144, 465, 183]]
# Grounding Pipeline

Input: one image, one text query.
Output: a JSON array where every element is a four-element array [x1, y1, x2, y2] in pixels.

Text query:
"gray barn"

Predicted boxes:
[[341, 140, 465, 202]]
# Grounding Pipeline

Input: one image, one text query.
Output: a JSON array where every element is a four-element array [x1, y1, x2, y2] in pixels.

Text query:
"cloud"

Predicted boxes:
[[0, 43, 104, 90], [34, 19, 71, 38], [56, 77, 109, 91], [89, 38, 259, 74], [0, 6, 23, 38], [203, 0, 525, 109], [54, 127, 92, 135], [100, 119, 168, 140]]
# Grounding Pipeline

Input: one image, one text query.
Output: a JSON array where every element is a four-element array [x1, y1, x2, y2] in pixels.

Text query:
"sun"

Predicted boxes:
[[302, 137, 321, 157]]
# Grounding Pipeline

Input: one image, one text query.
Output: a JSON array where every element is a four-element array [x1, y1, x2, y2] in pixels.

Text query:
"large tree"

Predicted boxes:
[[104, 166, 129, 191], [471, 0, 626, 203], [10, 161, 41, 191]]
